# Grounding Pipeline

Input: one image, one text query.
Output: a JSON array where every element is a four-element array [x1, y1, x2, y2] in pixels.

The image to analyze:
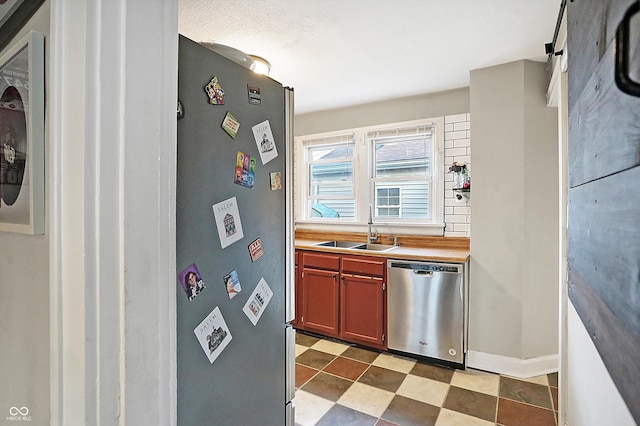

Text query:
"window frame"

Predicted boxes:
[[295, 117, 444, 233], [369, 129, 434, 222], [303, 135, 356, 221]]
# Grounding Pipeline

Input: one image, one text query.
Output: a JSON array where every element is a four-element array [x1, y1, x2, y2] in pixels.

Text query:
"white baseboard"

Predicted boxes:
[[467, 350, 559, 378]]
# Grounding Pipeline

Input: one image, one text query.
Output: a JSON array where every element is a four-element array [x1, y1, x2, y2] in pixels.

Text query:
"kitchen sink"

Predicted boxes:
[[313, 241, 398, 252], [351, 243, 397, 252], [314, 240, 364, 248]]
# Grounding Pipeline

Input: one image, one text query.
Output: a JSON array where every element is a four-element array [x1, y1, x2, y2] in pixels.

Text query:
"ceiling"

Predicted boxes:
[[178, 0, 561, 114]]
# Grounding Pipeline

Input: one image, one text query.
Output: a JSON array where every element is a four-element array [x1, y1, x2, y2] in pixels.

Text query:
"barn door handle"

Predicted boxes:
[[615, 1, 640, 97]]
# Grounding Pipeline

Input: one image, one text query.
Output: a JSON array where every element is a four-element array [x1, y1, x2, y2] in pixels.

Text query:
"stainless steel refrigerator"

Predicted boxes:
[[176, 35, 295, 425]]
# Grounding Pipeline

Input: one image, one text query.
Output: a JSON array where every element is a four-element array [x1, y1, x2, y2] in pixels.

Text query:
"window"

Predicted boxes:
[[369, 126, 432, 220], [296, 118, 443, 227], [304, 134, 355, 219], [376, 187, 401, 217]]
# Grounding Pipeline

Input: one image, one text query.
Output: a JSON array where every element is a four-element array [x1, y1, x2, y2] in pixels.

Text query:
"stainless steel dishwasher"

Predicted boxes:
[[387, 260, 466, 366]]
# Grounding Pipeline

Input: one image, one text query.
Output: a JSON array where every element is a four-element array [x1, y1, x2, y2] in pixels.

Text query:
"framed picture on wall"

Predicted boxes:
[[0, 30, 44, 234]]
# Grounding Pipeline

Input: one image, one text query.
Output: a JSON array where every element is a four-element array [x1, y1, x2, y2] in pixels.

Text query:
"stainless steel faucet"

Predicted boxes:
[[368, 205, 377, 244]]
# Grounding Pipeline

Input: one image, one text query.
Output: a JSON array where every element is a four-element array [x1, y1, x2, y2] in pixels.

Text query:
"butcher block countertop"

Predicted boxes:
[[295, 230, 470, 263]]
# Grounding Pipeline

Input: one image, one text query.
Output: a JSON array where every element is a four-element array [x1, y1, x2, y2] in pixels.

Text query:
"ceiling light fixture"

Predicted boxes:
[[249, 55, 271, 76], [199, 43, 271, 76]]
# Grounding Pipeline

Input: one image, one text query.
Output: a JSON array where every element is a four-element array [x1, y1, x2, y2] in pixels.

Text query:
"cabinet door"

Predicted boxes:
[[302, 268, 340, 337], [340, 273, 385, 348]]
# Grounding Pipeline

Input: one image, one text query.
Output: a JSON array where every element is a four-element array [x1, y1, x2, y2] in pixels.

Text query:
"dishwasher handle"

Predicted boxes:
[[413, 270, 434, 277]]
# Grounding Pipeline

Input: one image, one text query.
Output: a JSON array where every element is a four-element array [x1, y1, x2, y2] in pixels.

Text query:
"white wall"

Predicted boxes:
[[48, 1, 178, 424], [468, 60, 558, 371], [566, 304, 635, 425], [294, 89, 472, 237], [0, 3, 50, 425], [295, 87, 469, 135]]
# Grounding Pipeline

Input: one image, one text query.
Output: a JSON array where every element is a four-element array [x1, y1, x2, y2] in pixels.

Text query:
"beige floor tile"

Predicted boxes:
[[504, 374, 549, 386], [296, 344, 309, 357], [396, 374, 450, 407], [450, 368, 500, 396], [292, 390, 334, 426], [337, 382, 395, 418], [310, 339, 350, 356], [435, 408, 495, 426], [371, 353, 416, 374]]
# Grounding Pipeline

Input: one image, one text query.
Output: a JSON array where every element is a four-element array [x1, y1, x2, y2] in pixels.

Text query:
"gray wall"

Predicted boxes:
[[469, 60, 558, 359], [0, 2, 50, 425], [295, 87, 469, 135]]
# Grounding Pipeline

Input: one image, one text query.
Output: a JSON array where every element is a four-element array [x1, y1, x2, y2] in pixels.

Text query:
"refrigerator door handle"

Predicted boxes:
[[285, 325, 296, 404]]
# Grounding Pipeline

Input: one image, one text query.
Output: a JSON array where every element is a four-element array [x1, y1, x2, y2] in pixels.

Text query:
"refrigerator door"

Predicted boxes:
[[176, 35, 288, 425]]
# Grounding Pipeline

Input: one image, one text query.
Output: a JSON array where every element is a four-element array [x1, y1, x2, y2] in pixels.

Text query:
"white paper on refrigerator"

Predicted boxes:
[[243, 277, 274, 326], [212, 196, 244, 248], [194, 306, 232, 364], [252, 120, 278, 164]]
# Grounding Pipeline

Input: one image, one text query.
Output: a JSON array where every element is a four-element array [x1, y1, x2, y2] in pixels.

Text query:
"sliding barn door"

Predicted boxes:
[[567, 0, 640, 422]]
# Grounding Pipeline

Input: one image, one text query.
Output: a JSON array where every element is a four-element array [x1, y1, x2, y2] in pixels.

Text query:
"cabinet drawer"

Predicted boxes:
[[302, 252, 340, 271], [341, 256, 385, 277]]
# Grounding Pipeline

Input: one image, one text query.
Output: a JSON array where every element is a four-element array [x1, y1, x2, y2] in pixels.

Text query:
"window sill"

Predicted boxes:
[[295, 220, 445, 237]]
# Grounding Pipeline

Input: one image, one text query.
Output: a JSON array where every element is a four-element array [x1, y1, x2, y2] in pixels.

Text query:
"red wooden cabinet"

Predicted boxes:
[[294, 250, 387, 350], [340, 273, 385, 348], [340, 255, 386, 349], [300, 252, 341, 337]]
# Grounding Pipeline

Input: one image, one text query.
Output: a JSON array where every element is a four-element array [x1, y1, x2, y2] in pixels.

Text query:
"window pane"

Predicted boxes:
[[305, 140, 355, 219], [377, 207, 400, 217], [374, 137, 430, 178], [375, 181, 428, 219], [310, 162, 352, 185], [311, 201, 355, 218], [308, 145, 354, 162]]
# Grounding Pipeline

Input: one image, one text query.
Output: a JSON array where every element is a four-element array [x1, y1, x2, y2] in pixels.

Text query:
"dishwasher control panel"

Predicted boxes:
[[388, 261, 461, 274]]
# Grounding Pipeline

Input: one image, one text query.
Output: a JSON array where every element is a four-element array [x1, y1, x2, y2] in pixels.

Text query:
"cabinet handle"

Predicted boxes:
[[332, 274, 337, 279]]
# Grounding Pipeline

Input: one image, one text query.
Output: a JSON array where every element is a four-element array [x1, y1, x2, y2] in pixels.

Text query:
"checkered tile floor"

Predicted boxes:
[[294, 332, 558, 426]]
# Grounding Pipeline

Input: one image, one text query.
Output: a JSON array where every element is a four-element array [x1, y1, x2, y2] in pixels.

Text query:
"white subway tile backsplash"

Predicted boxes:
[[445, 231, 468, 237], [453, 121, 470, 131], [453, 223, 470, 232], [444, 112, 471, 237], [453, 138, 470, 148], [445, 197, 466, 207], [446, 147, 467, 157], [445, 215, 468, 224], [444, 130, 467, 141], [454, 155, 470, 164], [445, 113, 467, 124]]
